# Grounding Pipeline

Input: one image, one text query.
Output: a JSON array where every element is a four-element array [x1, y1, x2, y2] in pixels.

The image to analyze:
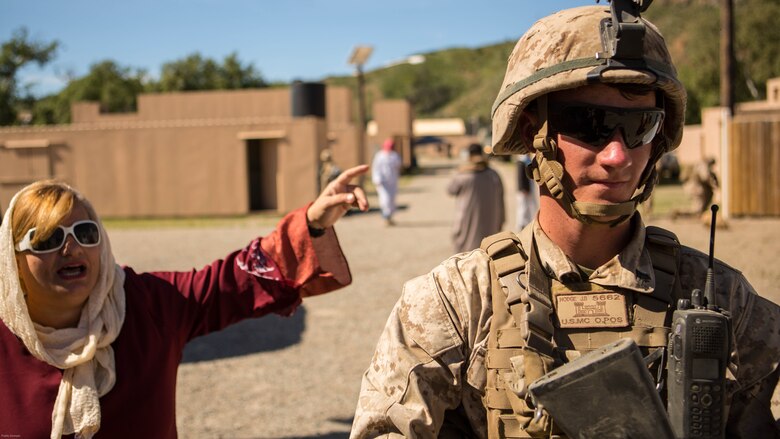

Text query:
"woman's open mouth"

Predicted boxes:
[[57, 264, 87, 280]]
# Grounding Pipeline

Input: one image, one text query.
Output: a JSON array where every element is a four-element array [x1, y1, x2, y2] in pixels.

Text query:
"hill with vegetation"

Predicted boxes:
[[2, 0, 777, 127], [327, 0, 779, 128]]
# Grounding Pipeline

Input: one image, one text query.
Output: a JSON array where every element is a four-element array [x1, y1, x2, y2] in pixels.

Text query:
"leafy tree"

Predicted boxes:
[[734, 0, 780, 101], [151, 52, 267, 92], [647, 0, 780, 123], [220, 53, 268, 89], [31, 60, 145, 124], [0, 28, 58, 125]]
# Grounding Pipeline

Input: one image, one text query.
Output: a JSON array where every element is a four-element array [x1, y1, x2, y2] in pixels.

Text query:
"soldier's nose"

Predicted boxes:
[[598, 131, 632, 168]]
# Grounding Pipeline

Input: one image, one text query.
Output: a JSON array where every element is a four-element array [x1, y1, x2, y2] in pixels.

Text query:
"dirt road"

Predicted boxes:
[[107, 158, 779, 438]]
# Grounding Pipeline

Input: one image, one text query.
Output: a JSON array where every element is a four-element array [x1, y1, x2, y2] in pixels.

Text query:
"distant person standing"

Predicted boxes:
[[447, 143, 505, 253], [371, 138, 402, 226], [318, 148, 342, 193], [515, 154, 539, 230], [683, 156, 719, 216]]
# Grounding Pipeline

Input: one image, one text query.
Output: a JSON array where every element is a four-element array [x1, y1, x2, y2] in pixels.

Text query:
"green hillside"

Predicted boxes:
[[326, 40, 515, 129], [327, 0, 779, 129]]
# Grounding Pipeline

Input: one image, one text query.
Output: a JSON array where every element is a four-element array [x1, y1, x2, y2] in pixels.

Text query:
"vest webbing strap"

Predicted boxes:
[[496, 327, 526, 348], [484, 231, 528, 261], [485, 233, 557, 359], [485, 387, 511, 409], [498, 415, 545, 438], [495, 254, 529, 278], [644, 225, 681, 311], [486, 348, 527, 369]]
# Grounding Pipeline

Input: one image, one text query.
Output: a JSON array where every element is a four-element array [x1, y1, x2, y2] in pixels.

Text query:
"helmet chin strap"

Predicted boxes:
[[528, 95, 658, 227]]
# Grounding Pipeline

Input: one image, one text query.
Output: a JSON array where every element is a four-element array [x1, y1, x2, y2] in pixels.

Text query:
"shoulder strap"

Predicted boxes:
[[481, 231, 527, 268], [482, 232, 556, 358], [645, 226, 680, 272], [482, 232, 560, 439], [644, 225, 683, 316]]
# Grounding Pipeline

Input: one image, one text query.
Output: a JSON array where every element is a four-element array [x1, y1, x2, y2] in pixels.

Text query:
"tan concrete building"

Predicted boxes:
[[0, 86, 363, 218], [368, 100, 414, 169]]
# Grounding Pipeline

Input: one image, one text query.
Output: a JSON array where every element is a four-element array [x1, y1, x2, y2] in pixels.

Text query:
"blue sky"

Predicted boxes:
[[4, 0, 590, 96]]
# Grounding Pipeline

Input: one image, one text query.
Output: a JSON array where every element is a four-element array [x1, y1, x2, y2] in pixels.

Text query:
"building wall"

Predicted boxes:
[[676, 125, 703, 166], [72, 88, 354, 126], [0, 140, 73, 207], [0, 87, 347, 217], [370, 100, 414, 168], [279, 117, 326, 212], [328, 125, 361, 170], [325, 86, 361, 170], [728, 116, 780, 216]]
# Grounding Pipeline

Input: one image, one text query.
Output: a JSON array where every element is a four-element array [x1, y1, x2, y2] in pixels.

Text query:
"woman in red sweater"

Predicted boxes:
[[0, 165, 368, 438]]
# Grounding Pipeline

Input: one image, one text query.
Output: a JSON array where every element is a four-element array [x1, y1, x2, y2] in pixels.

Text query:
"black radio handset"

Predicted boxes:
[[667, 205, 732, 439]]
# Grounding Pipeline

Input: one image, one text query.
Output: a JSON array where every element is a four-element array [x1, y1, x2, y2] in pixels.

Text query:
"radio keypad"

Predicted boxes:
[[688, 381, 724, 437]]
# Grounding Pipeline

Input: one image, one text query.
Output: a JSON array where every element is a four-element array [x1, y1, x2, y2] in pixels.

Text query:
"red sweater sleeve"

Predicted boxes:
[[257, 203, 352, 296], [133, 205, 352, 343]]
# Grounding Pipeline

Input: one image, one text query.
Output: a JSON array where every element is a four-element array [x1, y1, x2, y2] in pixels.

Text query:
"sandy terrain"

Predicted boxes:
[[106, 158, 779, 438]]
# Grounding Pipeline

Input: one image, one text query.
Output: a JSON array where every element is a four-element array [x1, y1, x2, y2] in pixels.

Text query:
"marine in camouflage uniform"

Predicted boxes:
[[683, 157, 719, 217], [351, 5, 780, 439]]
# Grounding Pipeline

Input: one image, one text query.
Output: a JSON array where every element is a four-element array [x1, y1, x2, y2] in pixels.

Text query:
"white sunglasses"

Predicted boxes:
[[15, 220, 101, 254]]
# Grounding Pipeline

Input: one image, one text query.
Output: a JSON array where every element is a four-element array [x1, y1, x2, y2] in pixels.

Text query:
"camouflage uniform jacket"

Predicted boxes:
[[351, 217, 780, 438]]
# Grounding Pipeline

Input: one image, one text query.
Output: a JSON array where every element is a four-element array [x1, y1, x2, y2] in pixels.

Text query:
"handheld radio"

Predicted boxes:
[[666, 205, 731, 439]]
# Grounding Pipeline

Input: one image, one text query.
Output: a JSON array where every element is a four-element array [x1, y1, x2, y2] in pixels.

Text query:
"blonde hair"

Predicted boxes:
[[11, 180, 97, 249]]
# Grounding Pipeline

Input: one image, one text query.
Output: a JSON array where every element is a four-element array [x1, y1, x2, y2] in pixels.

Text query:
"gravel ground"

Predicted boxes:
[[107, 158, 780, 438]]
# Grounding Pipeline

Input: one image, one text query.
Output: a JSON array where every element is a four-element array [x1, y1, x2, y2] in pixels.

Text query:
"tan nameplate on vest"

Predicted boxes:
[[556, 292, 629, 328]]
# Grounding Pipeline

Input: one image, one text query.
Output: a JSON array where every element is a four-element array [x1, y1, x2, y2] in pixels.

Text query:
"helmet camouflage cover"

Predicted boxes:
[[491, 5, 686, 155]]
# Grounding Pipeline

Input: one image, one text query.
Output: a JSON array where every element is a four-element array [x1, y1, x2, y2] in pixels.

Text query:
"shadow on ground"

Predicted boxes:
[[344, 205, 409, 217], [182, 306, 306, 363]]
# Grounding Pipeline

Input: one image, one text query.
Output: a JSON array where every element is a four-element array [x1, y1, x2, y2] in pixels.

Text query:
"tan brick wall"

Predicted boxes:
[[0, 86, 355, 218]]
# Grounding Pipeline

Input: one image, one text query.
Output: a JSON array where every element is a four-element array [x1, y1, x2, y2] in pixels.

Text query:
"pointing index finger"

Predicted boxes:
[[334, 164, 369, 185]]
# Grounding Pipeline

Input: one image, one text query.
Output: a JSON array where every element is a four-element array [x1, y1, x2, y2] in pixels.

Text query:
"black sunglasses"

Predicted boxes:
[[15, 220, 101, 254], [547, 103, 665, 149]]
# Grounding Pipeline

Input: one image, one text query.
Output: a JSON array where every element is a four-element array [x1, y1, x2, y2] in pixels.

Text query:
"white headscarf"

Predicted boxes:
[[0, 183, 126, 439]]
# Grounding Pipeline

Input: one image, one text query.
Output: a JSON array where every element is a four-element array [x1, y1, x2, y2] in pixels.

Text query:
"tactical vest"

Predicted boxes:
[[481, 226, 681, 439]]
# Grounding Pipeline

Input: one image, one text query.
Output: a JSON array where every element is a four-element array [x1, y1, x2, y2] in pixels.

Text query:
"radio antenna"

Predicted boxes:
[[704, 204, 718, 308]]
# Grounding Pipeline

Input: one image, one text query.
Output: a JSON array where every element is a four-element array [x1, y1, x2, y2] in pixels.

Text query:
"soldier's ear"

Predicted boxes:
[[517, 109, 539, 151]]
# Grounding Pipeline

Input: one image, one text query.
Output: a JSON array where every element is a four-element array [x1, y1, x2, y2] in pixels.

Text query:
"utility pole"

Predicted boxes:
[[348, 46, 373, 171], [356, 63, 367, 163], [720, 0, 735, 115], [719, 0, 735, 221]]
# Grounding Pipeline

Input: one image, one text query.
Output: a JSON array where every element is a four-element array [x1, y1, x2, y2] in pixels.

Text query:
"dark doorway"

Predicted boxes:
[[246, 139, 278, 211]]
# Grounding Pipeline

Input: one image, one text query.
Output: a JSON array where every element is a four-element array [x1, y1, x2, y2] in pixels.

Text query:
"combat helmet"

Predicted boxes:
[[491, 3, 686, 226]]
